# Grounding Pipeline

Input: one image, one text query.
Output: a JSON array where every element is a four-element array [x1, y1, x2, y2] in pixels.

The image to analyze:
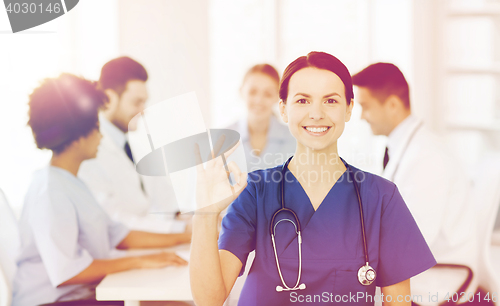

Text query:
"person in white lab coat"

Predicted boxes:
[[353, 63, 477, 304], [13, 74, 190, 306], [79, 57, 184, 233]]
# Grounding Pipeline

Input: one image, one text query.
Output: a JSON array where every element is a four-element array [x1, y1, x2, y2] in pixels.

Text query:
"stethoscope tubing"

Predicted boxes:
[[271, 156, 370, 264], [270, 156, 374, 289]]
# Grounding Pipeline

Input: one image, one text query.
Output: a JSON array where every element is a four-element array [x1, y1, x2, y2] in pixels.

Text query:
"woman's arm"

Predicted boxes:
[[189, 140, 248, 306], [190, 213, 242, 306], [116, 230, 191, 249], [59, 252, 187, 286], [381, 279, 411, 306]]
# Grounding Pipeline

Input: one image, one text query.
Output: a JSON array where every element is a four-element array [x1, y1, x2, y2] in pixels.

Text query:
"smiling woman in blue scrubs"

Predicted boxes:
[[190, 52, 436, 306]]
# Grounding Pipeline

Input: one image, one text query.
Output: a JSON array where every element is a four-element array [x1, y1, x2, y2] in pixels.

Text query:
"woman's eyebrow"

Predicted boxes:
[[323, 92, 341, 98], [293, 92, 342, 98], [294, 93, 311, 98]]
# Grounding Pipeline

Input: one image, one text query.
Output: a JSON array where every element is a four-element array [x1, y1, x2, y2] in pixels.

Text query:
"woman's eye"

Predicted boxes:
[[297, 99, 307, 104], [326, 99, 337, 104]]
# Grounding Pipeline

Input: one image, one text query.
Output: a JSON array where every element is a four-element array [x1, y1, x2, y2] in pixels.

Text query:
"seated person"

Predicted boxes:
[[78, 57, 183, 232], [12, 74, 191, 306]]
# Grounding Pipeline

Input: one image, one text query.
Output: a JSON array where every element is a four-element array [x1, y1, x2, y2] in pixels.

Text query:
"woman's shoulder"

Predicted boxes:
[[28, 166, 65, 196], [246, 164, 282, 185], [23, 167, 77, 218], [245, 163, 397, 189], [225, 120, 240, 132], [348, 164, 398, 196], [347, 165, 407, 220]]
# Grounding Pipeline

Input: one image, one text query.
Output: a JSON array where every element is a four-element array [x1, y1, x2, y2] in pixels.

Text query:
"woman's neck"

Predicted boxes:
[[289, 143, 346, 185], [50, 151, 83, 176], [247, 115, 270, 135]]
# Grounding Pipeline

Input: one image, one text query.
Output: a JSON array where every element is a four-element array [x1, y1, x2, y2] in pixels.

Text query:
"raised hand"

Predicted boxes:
[[193, 135, 247, 214]]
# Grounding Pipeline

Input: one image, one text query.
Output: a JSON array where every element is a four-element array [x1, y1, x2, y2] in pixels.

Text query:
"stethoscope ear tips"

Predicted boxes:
[[276, 286, 284, 292], [298, 283, 306, 290]]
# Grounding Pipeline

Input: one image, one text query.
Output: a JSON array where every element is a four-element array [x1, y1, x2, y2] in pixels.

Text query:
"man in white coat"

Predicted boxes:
[[353, 63, 477, 305], [79, 57, 184, 233]]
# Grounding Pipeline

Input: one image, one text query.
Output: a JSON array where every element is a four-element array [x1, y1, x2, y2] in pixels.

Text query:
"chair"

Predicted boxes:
[[410, 154, 500, 306], [471, 154, 500, 305], [0, 189, 20, 306]]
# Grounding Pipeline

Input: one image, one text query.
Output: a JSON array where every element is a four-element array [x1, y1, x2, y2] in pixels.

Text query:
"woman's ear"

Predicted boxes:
[[345, 99, 354, 122], [279, 100, 288, 123]]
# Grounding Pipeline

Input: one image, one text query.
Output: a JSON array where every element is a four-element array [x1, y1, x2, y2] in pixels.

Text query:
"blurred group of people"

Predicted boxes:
[[225, 62, 478, 305], [6, 55, 487, 306], [11, 58, 192, 306]]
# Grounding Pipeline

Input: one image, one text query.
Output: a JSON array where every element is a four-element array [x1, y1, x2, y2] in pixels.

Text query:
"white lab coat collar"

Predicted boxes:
[[383, 114, 422, 180], [99, 115, 127, 149], [386, 114, 418, 157]]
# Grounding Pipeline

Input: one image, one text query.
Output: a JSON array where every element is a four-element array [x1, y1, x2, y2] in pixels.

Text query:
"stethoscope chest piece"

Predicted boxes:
[[358, 263, 376, 286]]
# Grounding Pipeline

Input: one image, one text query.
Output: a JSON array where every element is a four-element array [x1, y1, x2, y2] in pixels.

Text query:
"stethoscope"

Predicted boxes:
[[270, 156, 376, 292]]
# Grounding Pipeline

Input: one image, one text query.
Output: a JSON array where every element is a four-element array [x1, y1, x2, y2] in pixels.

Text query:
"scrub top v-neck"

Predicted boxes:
[[218, 164, 436, 306], [286, 166, 347, 213]]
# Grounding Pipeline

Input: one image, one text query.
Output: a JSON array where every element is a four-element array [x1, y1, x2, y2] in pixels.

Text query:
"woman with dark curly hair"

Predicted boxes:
[[12, 74, 190, 306]]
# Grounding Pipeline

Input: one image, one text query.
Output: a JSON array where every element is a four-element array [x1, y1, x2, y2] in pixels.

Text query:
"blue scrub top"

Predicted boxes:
[[218, 163, 436, 305]]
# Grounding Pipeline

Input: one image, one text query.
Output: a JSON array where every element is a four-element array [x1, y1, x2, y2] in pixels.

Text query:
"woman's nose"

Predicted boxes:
[[309, 102, 325, 120], [253, 94, 266, 105]]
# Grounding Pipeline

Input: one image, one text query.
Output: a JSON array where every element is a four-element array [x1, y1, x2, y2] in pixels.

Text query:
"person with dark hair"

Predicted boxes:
[[12, 74, 190, 306], [79, 57, 184, 233], [351, 63, 410, 136], [190, 52, 436, 305], [353, 63, 478, 304], [227, 64, 296, 173]]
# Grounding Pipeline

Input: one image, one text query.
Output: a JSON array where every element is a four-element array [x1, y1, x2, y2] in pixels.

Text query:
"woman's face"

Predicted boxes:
[[240, 72, 279, 121], [279, 67, 353, 152]]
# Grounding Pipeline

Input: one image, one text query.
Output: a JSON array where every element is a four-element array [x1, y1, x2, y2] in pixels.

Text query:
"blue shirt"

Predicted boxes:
[[12, 166, 130, 306], [218, 164, 436, 305], [227, 116, 296, 172]]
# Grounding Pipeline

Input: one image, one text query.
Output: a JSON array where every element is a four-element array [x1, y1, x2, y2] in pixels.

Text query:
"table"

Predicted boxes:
[[96, 245, 192, 306]]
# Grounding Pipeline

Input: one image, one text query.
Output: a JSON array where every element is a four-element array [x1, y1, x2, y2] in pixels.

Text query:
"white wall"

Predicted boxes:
[[118, 0, 211, 125], [209, 0, 279, 127], [209, 0, 414, 173], [412, 0, 500, 173], [3, 0, 496, 214], [0, 0, 119, 214]]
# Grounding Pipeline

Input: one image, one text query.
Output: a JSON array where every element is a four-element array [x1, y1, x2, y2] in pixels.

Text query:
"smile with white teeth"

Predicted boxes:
[[304, 126, 330, 133]]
